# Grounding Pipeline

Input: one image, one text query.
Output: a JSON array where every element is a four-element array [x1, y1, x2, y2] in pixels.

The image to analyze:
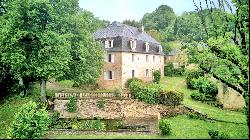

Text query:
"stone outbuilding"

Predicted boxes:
[[93, 21, 164, 89]]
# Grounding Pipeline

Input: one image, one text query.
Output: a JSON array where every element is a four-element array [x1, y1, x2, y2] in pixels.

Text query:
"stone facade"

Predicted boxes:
[[98, 52, 164, 89], [94, 22, 165, 89]]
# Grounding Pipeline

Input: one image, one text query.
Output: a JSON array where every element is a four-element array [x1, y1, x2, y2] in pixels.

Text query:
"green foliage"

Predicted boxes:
[[51, 111, 60, 126], [208, 129, 230, 139], [164, 63, 185, 77], [114, 87, 122, 99], [122, 19, 141, 28], [158, 89, 184, 106], [9, 101, 51, 139], [66, 96, 77, 112], [159, 119, 171, 136], [153, 70, 161, 84], [141, 5, 176, 31], [52, 119, 106, 131], [186, 69, 205, 89], [96, 99, 105, 110], [125, 77, 143, 88], [190, 77, 218, 101], [128, 81, 159, 104]]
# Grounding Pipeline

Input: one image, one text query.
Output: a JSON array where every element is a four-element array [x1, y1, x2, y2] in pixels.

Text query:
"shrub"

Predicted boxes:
[[159, 119, 171, 136], [164, 63, 175, 76], [186, 69, 205, 89], [66, 96, 77, 112], [114, 87, 122, 99], [158, 89, 184, 106], [208, 129, 230, 139], [97, 99, 105, 110], [190, 77, 218, 101], [164, 63, 185, 77], [9, 101, 51, 139], [128, 81, 159, 104], [153, 70, 161, 84], [125, 77, 143, 88], [51, 111, 60, 126], [190, 91, 210, 101]]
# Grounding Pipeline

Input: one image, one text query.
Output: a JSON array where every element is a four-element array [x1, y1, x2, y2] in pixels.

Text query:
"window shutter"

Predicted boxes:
[[134, 41, 136, 49], [105, 41, 108, 48], [104, 71, 107, 80], [112, 71, 115, 80], [130, 40, 132, 49], [111, 40, 113, 48], [111, 54, 115, 63], [104, 53, 108, 62]]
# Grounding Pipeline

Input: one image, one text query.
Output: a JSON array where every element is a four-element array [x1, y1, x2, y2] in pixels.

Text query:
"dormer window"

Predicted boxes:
[[130, 39, 136, 51], [105, 40, 113, 48], [158, 45, 162, 53], [145, 42, 149, 52]]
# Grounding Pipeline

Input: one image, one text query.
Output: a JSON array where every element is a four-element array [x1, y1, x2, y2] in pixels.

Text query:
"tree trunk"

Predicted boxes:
[[40, 78, 47, 102]]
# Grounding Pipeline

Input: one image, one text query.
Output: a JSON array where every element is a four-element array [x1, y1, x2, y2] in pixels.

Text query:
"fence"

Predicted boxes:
[[55, 91, 131, 99]]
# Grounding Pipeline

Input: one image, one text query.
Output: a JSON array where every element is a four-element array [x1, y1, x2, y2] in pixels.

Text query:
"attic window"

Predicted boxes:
[[145, 42, 149, 52], [105, 40, 113, 48], [158, 45, 162, 53], [130, 39, 136, 51]]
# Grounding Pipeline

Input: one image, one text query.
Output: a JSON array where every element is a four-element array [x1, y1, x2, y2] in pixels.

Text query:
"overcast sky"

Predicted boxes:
[[79, 0, 235, 22]]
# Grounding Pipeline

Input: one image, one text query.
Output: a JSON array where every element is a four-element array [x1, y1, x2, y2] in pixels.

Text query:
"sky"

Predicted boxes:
[[79, 0, 235, 22], [78, 0, 198, 22]]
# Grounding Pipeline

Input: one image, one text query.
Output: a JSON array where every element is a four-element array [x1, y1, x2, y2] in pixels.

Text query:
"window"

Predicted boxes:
[[105, 40, 113, 48], [153, 56, 155, 62], [104, 71, 114, 80], [159, 56, 161, 62], [132, 70, 135, 78], [145, 42, 149, 52], [158, 45, 162, 53], [132, 54, 135, 62], [106, 53, 114, 63], [146, 55, 149, 62], [130, 40, 136, 51], [146, 69, 149, 77]]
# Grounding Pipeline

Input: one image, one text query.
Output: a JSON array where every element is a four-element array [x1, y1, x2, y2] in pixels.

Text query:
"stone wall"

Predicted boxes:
[[210, 77, 245, 109], [121, 52, 164, 88], [54, 98, 186, 120], [98, 51, 164, 89]]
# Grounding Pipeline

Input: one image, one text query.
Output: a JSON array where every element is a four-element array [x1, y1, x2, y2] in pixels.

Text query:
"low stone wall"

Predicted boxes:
[[55, 92, 131, 99], [53, 98, 186, 120]]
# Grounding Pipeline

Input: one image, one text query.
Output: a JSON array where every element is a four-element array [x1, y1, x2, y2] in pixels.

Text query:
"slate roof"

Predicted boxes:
[[93, 21, 164, 55], [93, 21, 160, 44]]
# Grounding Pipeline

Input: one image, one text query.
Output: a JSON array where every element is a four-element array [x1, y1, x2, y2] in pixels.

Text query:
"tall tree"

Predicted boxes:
[[141, 5, 176, 31], [189, 0, 249, 129]]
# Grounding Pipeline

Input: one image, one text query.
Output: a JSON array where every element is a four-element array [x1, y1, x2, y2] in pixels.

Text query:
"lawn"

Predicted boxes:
[[160, 76, 247, 124]]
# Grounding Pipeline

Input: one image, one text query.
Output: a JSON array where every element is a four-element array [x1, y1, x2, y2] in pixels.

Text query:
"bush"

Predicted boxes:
[[159, 119, 171, 136], [186, 69, 205, 89], [153, 70, 161, 84], [66, 96, 77, 112], [164, 63, 185, 77], [125, 78, 143, 88], [208, 129, 230, 139], [114, 87, 122, 99], [51, 111, 60, 126], [190, 91, 212, 101], [9, 101, 51, 139], [158, 89, 184, 106], [97, 99, 105, 110], [128, 81, 159, 104], [190, 77, 218, 101]]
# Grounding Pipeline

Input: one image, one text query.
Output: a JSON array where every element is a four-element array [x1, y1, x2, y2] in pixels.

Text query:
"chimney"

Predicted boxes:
[[139, 25, 144, 32]]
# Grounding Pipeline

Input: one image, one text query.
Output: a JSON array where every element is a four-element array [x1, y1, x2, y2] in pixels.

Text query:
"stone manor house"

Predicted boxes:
[[93, 21, 164, 89]]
